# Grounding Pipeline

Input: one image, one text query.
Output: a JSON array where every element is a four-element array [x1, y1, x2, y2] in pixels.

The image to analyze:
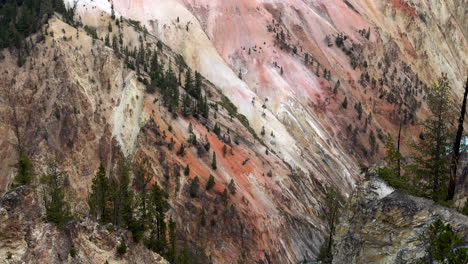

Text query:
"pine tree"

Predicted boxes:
[[318, 187, 343, 264], [43, 160, 72, 227], [410, 75, 453, 201], [184, 164, 190, 176], [333, 80, 340, 94], [418, 219, 467, 263], [206, 174, 215, 190], [213, 123, 221, 136], [182, 93, 191, 116], [132, 161, 153, 240], [189, 176, 199, 198], [222, 144, 228, 157], [146, 183, 169, 254], [342, 97, 348, 109], [120, 164, 134, 228], [89, 164, 111, 223], [13, 151, 33, 187], [108, 3, 115, 19], [194, 71, 202, 100], [167, 218, 177, 262], [150, 50, 160, 83], [163, 66, 179, 112], [212, 152, 217, 170], [185, 69, 193, 94], [228, 179, 236, 195], [201, 96, 209, 119], [111, 159, 133, 227], [384, 135, 402, 176], [221, 188, 229, 205]]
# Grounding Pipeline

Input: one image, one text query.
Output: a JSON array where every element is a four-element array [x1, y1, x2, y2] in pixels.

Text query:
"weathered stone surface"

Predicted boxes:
[[333, 176, 468, 264], [0, 186, 169, 264]]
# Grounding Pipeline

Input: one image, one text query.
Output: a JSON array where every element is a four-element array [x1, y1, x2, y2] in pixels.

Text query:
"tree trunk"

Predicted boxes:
[[447, 78, 468, 200], [397, 117, 402, 178]]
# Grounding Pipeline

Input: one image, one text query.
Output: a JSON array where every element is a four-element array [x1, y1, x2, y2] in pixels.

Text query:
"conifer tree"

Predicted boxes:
[[194, 71, 202, 100], [89, 164, 111, 223], [212, 152, 217, 170], [13, 151, 33, 187], [221, 188, 229, 205], [213, 123, 221, 136], [189, 176, 199, 198], [146, 183, 169, 254], [318, 187, 343, 264], [410, 75, 452, 201], [342, 97, 348, 109], [111, 159, 133, 227], [43, 159, 72, 227], [185, 69, 193, 94], [384, 135, 402, 176], [206, 174, 215, 190], [120, 164, 134, 228], [167, 218, 177, 262], [418, 219, 467, 263], [228, 179, 236, 195], [222, 144, 228, 157], [131, 161, 153, 240], [182, 93, 191, 116]]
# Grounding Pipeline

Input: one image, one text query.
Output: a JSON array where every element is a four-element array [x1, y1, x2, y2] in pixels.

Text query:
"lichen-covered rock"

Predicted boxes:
[[0, 186, 168, 264], [333, 177, 468, 264]]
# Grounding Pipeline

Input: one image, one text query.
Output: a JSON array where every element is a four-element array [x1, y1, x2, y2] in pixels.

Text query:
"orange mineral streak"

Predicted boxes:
[[391, 0, 417, 18]]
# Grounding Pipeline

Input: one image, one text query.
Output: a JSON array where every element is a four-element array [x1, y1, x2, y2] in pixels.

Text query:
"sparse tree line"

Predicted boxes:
[[97, 15, 210, 120], [379, 74, 468, 205], [375, 74, 468, 263], [88, 159, 182, 262], [10, 155, 200, 263], [0, 0, 75, 66], [317, 75, 468, 264]]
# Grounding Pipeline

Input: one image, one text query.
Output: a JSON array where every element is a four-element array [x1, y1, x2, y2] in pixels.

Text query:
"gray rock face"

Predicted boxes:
[[333, 177, 468, 264], [0, 186, 168, 264]]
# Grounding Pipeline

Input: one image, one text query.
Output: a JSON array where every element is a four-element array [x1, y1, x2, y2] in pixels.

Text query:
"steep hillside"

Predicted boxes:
[[0, 11, 326, 264], [0, 0, 466, 263], [111, 0, 467, 180]]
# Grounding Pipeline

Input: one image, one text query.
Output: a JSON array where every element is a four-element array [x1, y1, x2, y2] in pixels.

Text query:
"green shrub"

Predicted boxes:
[[70, 247, 77, 258], [116, 241, 127, 256], [377, 168, 426, 198]]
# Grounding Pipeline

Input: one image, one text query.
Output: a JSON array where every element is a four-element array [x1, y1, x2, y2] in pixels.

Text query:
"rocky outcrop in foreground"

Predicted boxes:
[[333, 176, 468, 264], [0, 186, 168, 264]]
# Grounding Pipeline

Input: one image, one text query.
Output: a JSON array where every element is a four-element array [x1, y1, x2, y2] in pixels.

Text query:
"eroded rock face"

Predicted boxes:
[[0, 186, 168, 264], [333, 177, 468, 264], [0, 0, 466, 262]]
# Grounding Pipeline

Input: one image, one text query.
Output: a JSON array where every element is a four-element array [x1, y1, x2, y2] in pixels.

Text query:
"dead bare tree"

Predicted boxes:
[[447, 77, 468, 201]]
